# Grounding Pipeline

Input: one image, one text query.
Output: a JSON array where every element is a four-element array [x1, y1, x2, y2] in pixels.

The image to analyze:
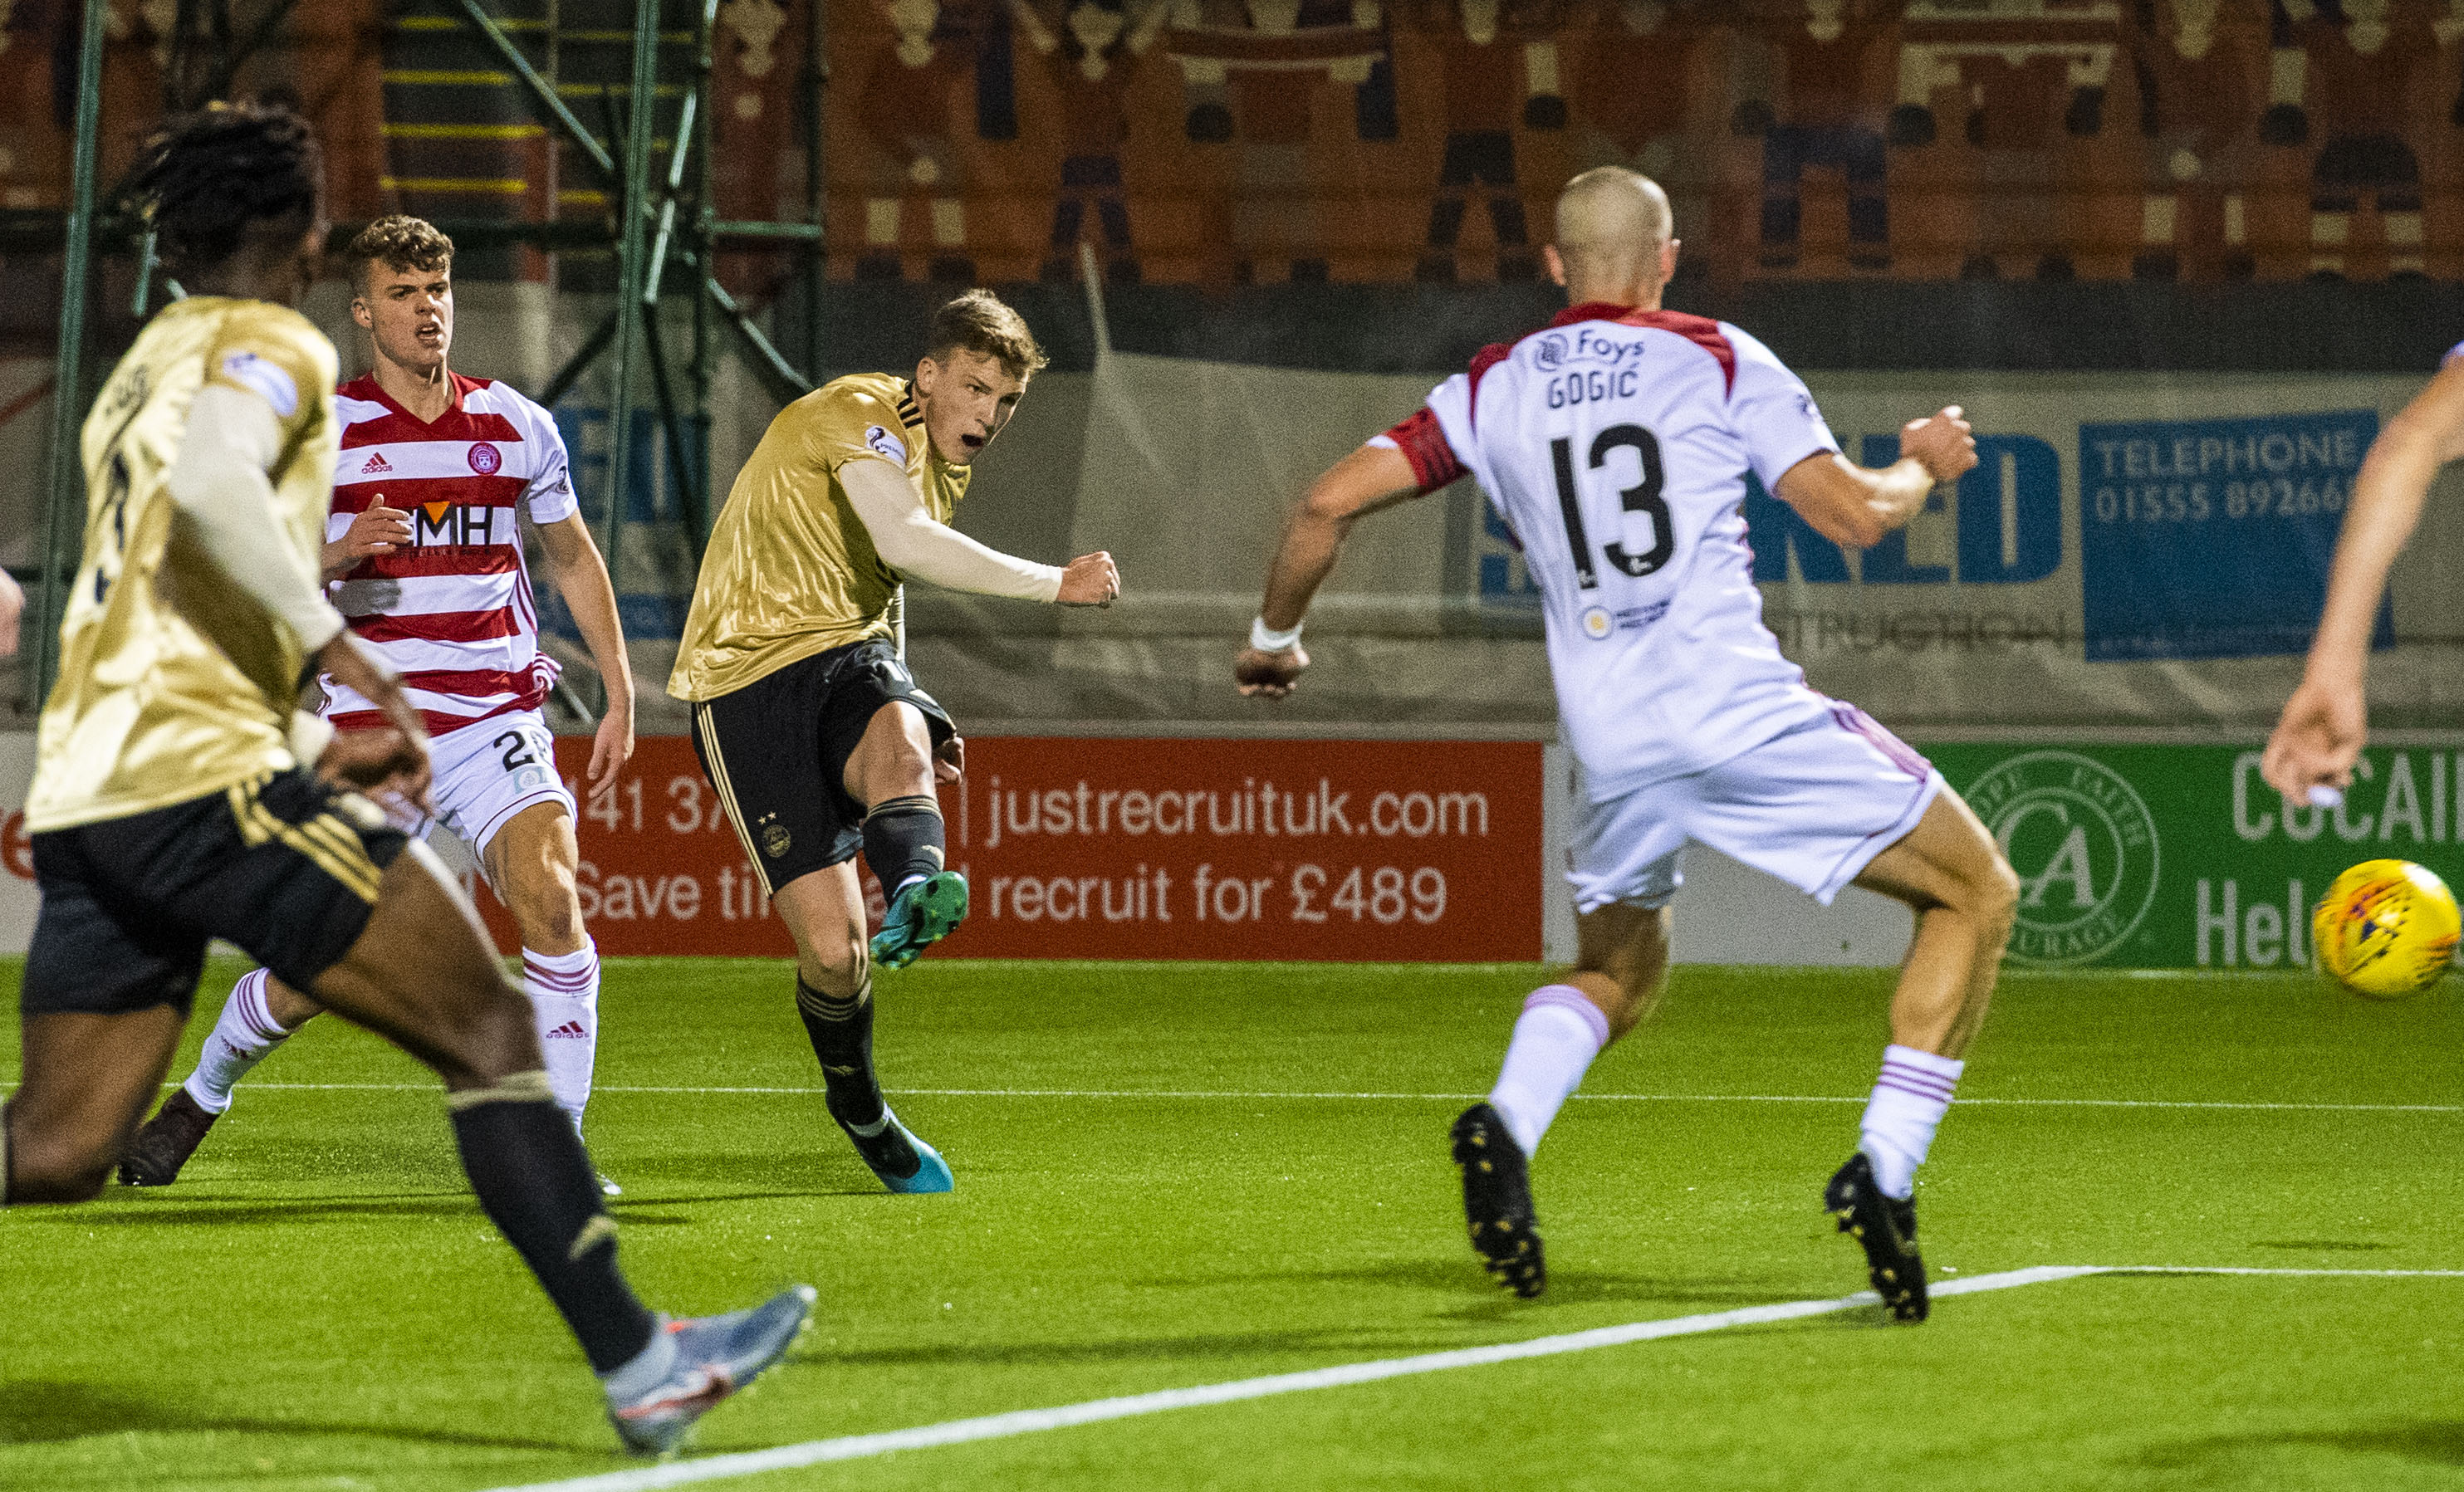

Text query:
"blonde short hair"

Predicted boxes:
[[927, 290, 1049, 380]]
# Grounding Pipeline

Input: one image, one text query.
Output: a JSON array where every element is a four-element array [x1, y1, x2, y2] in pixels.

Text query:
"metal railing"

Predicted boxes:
[[28, 0, 833, 707]]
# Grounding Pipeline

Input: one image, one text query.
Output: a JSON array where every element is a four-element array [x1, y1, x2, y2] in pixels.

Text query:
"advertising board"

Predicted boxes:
[[470, 735, 1546, 961]]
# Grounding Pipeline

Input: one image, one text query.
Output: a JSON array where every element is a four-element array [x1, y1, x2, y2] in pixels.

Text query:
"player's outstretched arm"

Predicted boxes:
[[166, 384, 433, 805], [1237, 443, 1425, 699], [537, 512, 634, 796], [167, 385, 352, 649], [840, 456, 1116, 604], [1773, 406, 1977, 550], [2263, 360, 2464, 800]]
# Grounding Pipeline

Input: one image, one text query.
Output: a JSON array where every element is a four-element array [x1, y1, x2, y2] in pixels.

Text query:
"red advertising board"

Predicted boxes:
[[474, 736, 1543, 961]]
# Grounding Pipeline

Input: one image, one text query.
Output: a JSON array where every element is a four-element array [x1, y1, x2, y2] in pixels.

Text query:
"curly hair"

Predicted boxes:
[[343, 214, 454, 297], [121, 102, 323, 273], [927, 290, 1049, 380]]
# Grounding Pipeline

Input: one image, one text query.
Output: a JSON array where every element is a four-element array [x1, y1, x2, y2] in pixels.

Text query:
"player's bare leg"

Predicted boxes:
[[1826, 789, 2021, 1321], [846, 701, 965, 971], [1456, 902, 1672, 1298], [1855, 790, 2016, 1061], [7, 1007, 187, 1202], [310, 841, 810, 1447], [772, 857, 952, 1192]]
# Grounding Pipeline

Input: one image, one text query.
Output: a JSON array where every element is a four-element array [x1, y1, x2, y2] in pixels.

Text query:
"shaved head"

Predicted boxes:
[[1550, 167, 1677, 306]]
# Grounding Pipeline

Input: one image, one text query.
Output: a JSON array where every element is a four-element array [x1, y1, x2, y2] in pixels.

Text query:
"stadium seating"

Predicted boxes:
[[0, 0, 2453, 296]]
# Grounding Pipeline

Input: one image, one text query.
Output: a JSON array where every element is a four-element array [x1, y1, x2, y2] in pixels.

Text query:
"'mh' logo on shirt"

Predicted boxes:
[[413, 501, 502, 547], [359, 452, 393, 474]]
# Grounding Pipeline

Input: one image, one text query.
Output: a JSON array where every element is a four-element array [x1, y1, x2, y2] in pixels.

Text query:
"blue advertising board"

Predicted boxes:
[[2077, 410, 2392, 662]]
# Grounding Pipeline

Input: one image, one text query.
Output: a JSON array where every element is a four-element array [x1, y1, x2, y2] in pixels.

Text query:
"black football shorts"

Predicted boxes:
[[22, 768, 410, 1019], [689, 637, 956, 896]]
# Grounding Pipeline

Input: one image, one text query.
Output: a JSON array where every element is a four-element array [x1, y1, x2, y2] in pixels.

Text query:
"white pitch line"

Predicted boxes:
[[481, 1266, 2100, 1492], [1, 1081, 2459, 1115], [2097, 1266, 2464, 1278], [478, 1264, 2464, 1492], [884, 1089, 2464, 1116]]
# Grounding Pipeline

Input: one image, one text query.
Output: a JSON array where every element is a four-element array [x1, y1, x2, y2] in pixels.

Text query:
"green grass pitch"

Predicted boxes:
[[7, 955, 2464, 1491]]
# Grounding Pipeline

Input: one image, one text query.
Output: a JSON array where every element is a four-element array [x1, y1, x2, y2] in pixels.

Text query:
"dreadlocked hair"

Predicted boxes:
[[122, 102, 323, 274]]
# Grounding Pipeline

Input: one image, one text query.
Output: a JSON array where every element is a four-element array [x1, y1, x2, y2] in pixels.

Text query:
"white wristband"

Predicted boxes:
[[1251, 616, 1303, 652]]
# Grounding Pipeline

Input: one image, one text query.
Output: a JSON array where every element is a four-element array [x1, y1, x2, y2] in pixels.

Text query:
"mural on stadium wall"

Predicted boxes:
[[823, 0, 2464, 285], [0, 0, 2456, 297]]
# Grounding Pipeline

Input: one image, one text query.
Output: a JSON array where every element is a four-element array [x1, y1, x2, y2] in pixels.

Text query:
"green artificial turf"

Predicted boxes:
[[6, 956, 2464, 1491]]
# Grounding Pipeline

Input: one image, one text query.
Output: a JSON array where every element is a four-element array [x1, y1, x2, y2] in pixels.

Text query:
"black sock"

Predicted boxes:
[[861, 795, 946, 900], [797, 976, 884, 1126], [448, 1075, 655, 1374]]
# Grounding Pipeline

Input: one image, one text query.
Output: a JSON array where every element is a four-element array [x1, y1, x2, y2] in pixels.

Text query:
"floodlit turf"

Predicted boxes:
[[7, 956, 2464, 1491]]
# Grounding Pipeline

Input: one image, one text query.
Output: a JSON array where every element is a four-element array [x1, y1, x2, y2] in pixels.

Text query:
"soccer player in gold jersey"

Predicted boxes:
[[671, 290, 1117, 1192], [0, 105, 806, 1452]]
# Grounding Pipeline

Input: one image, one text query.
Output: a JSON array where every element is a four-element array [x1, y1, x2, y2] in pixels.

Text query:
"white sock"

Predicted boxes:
[[1486, 984, 1610, 1157], [183, 968, 291, 1114], [1859, 1044, 1965, 1200], [525, 942, 601, 1128]]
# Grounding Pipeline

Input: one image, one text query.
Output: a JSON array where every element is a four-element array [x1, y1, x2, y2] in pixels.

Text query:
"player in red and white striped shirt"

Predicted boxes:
[[123, 218, 637, 1192]]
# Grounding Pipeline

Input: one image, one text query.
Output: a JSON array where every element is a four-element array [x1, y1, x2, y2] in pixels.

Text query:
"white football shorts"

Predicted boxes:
[[1569, 702, 1945, 915], [370, 709, 572, 860]]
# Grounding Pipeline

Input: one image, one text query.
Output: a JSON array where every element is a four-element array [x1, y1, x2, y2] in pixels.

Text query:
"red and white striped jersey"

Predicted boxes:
[[324, 372, 581, 736]]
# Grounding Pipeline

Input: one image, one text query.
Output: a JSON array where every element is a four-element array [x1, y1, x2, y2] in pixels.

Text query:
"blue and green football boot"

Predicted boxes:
[[870, 870, 969, 971]]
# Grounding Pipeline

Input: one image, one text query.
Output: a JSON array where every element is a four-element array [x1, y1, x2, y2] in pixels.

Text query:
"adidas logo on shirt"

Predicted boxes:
[[544, 1020, 590, 1039], [360, 451, 393, 474]]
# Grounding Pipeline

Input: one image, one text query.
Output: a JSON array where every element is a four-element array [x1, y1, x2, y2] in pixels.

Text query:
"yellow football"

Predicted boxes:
[[2313, 859, 2462, 999]]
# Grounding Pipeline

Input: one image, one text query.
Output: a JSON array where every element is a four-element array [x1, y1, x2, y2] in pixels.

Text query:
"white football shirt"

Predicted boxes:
[[1382, 303, 1843, 800]]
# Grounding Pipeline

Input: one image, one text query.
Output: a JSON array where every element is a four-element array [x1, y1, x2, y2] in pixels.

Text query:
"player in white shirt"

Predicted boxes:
[[121, 217, 637, 1194], [1237, 169, 2021, 1320]]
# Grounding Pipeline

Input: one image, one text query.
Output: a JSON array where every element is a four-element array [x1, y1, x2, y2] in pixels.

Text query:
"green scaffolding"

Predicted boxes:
[[30, 0, 835, 707]]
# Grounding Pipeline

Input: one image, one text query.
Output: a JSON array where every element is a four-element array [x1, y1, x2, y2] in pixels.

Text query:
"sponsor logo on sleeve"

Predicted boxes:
[[865, 424, 909, 463], [218, 350, 298, 418]]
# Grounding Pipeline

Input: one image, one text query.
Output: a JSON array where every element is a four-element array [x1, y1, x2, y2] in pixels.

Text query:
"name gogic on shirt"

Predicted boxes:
[[1382, 302, 1845, 800]]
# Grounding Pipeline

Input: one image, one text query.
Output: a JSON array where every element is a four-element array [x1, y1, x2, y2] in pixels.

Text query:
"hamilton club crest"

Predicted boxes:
[[1963, 751, 2160, 967], [467, 441, 502, 476]]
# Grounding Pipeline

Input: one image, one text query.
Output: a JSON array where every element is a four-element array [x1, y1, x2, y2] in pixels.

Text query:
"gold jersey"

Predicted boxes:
[[668, 372, 970, 702], [25, 296, 340, 832]]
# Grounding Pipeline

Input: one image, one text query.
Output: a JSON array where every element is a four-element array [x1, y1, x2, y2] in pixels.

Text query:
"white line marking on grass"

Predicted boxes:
[[480, 1264, 2464, 1492], [883, 1090, 2464, 1116], [2099, 1266, 2464, 1278], [7, 1082, 2462, 1115], [481, 1265, 2099, 1492]]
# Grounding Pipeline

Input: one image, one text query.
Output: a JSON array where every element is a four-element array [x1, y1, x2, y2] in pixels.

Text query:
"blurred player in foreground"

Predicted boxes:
[[669, 291, 1117, 1192], [120, 215, 635, 1195], [1237, 168, 2020, 1319], [0, 105, 806, 1451], [2263, 345, 2464, 802]]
